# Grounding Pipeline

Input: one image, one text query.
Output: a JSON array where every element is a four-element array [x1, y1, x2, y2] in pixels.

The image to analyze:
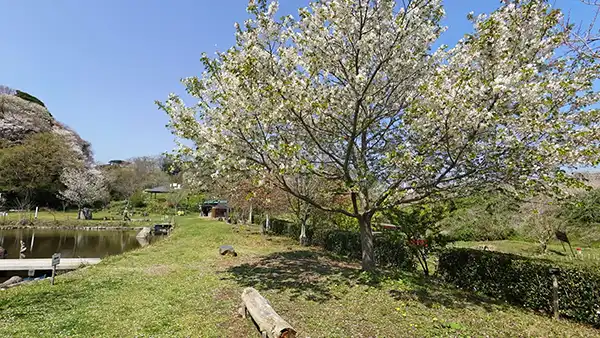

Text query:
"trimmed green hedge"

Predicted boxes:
[[270, 218, 414, 270], [438, 248, 600, 327], [316, 229, 414, 270]]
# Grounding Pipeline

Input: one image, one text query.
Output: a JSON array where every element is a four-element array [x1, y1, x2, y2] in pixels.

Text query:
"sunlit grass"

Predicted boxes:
[[0, 211, 169, 227], [455, 240, 600, 265], [0, 217, 597, 337]]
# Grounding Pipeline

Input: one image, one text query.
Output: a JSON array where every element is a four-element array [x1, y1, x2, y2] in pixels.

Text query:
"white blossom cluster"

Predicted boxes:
[[160, 0, 600, 218], [59, 168, 108, 209]]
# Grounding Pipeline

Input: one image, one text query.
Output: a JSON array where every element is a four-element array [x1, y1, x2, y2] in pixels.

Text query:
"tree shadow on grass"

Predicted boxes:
[[388, 274, 510, 312], [224, 250, 366, 303], [548, 249, 568, 257], [224, 249, 511, 313]]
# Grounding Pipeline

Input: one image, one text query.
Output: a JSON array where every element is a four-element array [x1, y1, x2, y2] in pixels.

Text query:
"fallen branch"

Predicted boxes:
[[0, 276, 22, 289], [240, 287, 296, 338]]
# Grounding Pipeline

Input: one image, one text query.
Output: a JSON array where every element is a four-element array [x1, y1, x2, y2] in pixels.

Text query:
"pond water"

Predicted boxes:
[[0, 228, 156, 259]]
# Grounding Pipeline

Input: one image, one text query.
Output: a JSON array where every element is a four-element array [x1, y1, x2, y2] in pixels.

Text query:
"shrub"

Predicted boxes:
[[15, 90, 46, 108], [313, 229, 415, 270], [269, 216, 414, 270], [179, 193, 204, 212], [561, 189, 600, 226], [107, 200, 128, 214], [270, 218, 294, 235], [270, 217, 310, 240], [385, 201, 454, 275], [129, 191, 147, 208], [446, 224, 517, 242], [145, 198, 169, 215], [253, 213, 266, 228], [438, 248, 600, 327]]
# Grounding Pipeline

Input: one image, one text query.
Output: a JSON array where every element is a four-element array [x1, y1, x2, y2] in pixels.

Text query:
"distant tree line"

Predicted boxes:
[[0, 131, 179, 211]]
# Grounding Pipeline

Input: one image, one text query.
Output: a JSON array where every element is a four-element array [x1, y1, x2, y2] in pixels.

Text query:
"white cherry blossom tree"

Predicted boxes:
[[161, 0, 600, 270], [59, 168, 108, 219]]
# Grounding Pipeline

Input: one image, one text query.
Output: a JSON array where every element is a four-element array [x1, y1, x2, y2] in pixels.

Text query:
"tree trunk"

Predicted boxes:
[[248, 204, 253, 224], [358, 214, 375, 271], [299, 219, 308, 246], [77, 207, 82, 220], [266, 213, 270, 232]]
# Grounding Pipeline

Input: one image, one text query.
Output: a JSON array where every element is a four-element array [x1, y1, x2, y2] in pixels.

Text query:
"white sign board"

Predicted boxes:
[[51, 253, 61, 267]]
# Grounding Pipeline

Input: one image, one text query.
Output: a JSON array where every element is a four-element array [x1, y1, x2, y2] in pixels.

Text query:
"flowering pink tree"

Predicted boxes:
[[161, 0, 600, 270]]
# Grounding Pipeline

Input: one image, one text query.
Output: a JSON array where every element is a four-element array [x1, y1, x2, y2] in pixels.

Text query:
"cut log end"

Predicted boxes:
[[280, 329, 296, 338]]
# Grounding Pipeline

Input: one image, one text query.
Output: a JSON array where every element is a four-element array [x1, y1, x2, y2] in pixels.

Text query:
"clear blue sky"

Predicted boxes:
[[0, 0, 593, 163]]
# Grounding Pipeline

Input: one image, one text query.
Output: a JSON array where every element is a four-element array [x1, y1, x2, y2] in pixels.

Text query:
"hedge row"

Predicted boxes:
[[269, 218, 414, 270], [316, 229, 414, 270], [438, 248, 600, 327]]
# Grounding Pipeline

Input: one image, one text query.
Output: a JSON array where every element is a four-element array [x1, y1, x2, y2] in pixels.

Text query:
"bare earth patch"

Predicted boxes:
[[144, 264, 174, 276]]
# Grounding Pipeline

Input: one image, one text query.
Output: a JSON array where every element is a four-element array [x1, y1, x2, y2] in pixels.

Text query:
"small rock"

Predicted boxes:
[[219, 245, 237, 257]]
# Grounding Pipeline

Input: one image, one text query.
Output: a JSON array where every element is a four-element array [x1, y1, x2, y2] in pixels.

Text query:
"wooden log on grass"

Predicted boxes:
[[241, 287, 296, 338], [0, 276, 23, 289]]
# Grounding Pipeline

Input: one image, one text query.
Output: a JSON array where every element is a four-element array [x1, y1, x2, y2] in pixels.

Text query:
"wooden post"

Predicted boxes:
[[51, 265, 56, 286], [30, 232, 35, 252], [241, 287, 296, 338], [51, 253, 61, 286], [549, 268, 560, 320], [34, 207, 38, 220]]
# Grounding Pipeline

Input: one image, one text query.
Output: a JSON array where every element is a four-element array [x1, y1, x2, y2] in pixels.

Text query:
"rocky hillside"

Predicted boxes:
[[0, 89, 93, 164]]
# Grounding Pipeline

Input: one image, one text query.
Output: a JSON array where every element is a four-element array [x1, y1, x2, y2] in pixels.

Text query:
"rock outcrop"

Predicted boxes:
[[0, 93, 92, 164]]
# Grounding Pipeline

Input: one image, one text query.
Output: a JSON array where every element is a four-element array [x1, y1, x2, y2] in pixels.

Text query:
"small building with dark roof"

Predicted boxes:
[[144, 185, 172, 198], [201, 200, 229, 218]]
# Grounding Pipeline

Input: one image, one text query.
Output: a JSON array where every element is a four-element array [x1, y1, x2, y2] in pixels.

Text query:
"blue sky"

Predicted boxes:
[[0, 0, 594, 163]]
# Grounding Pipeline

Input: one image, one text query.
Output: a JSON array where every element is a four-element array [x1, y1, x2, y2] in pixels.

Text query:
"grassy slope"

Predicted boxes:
[[0, 217, 598, 337], [456, 240, 600, 265]]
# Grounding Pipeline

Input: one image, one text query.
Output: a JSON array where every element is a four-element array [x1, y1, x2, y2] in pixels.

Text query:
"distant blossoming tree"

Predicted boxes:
[[160, 0, 600, 270], [59, 168, 108, 219], [0, 85, 16, 96]]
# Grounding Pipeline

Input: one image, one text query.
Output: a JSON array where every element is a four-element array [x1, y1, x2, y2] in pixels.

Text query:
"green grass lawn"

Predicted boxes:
[[0, 210, 171, 227], [0, 217, 598, 337], [455, 240, 600, 265]]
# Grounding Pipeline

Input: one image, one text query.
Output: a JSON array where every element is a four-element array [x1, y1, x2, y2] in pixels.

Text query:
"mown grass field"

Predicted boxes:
[[0, 210, 169, 227], [0, 217, 598, 337], [455, 240, 600, 265]]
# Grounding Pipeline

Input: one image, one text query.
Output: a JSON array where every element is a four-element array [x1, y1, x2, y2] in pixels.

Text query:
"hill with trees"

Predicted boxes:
[[0, 86, 95, 208]]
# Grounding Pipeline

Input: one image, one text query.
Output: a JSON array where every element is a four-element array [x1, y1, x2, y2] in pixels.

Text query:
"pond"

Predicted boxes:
[[0, 228, 157, 259]]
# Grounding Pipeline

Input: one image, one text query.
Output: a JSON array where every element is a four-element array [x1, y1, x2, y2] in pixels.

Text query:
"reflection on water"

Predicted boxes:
[[0, 229, 155, 259]]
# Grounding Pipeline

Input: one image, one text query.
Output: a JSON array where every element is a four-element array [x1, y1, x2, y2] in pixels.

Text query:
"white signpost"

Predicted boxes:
[[51, 253, 61, 285]]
